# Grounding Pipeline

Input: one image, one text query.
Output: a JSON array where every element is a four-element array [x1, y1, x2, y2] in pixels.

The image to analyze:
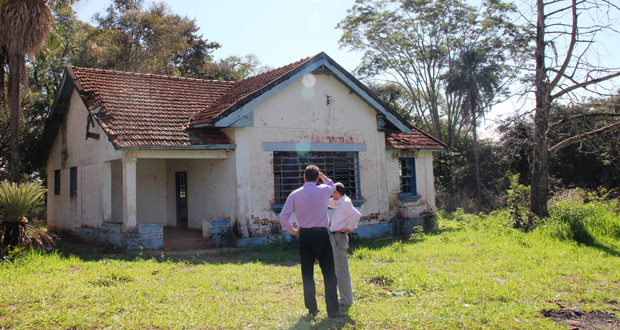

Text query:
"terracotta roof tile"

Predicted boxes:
[[69, 66, 234, 148], [68, 56, 311, 148], [385, 130, 447, 150]]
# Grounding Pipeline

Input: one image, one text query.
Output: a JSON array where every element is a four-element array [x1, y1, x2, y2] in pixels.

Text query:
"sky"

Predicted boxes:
[[73, 0, 363, 73]]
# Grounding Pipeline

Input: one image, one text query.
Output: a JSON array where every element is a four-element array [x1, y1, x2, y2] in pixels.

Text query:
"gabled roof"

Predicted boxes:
[[42, 52, 446, 154]]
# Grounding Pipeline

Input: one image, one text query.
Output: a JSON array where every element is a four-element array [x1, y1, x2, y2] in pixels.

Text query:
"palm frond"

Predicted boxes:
[[0, 181, 47, 219]]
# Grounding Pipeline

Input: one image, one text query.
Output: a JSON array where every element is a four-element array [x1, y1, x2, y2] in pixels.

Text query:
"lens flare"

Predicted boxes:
[[295, 142, 311, 156], [302, 73, 316, 87]]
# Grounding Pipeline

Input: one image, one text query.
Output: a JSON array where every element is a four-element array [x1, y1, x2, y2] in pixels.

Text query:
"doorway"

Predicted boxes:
[[175, 172, 188, 229]]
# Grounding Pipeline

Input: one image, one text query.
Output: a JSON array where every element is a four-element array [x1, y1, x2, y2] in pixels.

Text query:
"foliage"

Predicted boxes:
[[0, 181, 46, 220], [0, 181, 54, 256], [338, 0, 528, 145], [497, 95, 620, 198], [0, 221, 56, 256], [541, 191, 620, 246], [505, 174, 539, 232], [73, 0, 231, 79]]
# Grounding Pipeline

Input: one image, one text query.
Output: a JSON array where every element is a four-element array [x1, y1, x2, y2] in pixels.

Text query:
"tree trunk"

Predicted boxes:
[[9, 53, 22, 184], [472, 107, 482, 209], [531, 0, 550, 217]]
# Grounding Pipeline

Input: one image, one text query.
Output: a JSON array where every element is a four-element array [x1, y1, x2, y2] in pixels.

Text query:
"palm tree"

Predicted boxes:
[[445, 48, 501, 207], [0, 0, 77, 183]]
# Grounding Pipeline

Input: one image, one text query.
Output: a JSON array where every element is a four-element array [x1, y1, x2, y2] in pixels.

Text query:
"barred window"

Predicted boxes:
[[399, 158, 421, 203], [273, 151, 360, 207]]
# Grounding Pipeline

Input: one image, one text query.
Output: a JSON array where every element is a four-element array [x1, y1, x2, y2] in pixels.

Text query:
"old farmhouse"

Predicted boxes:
[[42, 52, 446, 249]]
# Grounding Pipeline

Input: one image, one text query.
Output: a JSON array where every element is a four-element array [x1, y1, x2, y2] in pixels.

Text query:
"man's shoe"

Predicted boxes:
[[308, 309, 319, 317], [328, 311, 347, 319]]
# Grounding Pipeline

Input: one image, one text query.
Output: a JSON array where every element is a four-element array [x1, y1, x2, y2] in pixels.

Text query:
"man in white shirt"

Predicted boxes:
[[328, 182, 362, 308]]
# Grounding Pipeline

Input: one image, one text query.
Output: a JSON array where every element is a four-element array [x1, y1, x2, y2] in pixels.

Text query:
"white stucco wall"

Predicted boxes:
[[46, 90, 123, 231], [164, 157, 236, 230], [385, 150, 436, 219], [229, 73, 392, 236]]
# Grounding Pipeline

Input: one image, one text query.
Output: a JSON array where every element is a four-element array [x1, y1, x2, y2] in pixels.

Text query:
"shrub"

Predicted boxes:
[[0, 181, 56, 256], [505, 175, 539, 232], [545, 201, 596, 245], [542, 192, 620, 245]]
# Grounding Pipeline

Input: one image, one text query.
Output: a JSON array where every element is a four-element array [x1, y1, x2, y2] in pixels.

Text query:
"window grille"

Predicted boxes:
[[399, 158, 420, 203], [273, 151, 360, 206]]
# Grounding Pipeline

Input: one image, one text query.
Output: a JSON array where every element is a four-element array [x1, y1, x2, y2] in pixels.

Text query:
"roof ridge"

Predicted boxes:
[[69, 66, 236, 84], [242, 55, 312, 80]]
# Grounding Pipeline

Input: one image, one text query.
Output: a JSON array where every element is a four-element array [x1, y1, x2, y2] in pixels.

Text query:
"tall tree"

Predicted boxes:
[[74, 0, 224, 78], [444, 47, 501, 206], [0, 0, 76, 183], [529, 0, 620, 217], [337, 0, 527, 145]]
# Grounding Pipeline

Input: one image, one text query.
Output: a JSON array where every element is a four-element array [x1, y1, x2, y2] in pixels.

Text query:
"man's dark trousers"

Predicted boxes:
[[299, 227, 339, 316]]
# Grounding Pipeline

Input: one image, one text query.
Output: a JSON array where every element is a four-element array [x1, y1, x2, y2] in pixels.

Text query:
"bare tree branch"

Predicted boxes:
[[548, 0, 578, 91], [549, 120, 620, 153], [552, 71, 620, 99], [549, 112, 620, 129]]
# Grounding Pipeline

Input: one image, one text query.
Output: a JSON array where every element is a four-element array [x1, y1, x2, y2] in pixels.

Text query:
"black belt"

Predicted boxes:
[[331, 231, 347, 234], [299, 227, 328, 231]]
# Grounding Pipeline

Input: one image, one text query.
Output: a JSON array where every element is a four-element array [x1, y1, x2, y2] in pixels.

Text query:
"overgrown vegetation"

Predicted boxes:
[[1, 193, 618, 329]]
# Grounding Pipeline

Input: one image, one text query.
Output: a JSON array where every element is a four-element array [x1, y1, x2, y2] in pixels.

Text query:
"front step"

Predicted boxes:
[[161, 236, 216, 250]]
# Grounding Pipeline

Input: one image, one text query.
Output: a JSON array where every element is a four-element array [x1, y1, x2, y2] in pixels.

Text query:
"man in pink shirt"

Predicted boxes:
[[280, 165, 346, 319], [329, 182, 362, 308]]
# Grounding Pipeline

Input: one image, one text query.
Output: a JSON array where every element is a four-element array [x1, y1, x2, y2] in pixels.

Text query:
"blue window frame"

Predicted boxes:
[[272, 151, 362, 211], [399, 158, 420, 203], [54, 170, 61, 195], [70, 167, 77, 196]]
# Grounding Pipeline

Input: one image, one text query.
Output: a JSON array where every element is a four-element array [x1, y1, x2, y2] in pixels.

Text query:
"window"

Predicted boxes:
[[54, 170, 61, 195], [273, 151, 361, 210], [70, 167, 77, 196], [399, 158, 420, 203]]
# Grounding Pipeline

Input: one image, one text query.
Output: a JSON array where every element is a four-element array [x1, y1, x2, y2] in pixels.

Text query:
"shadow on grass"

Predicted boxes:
[[52, 233, 434, 267], [585, 241, 620, 257]]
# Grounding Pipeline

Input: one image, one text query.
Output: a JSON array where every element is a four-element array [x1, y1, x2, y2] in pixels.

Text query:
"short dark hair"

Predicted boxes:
[[335, 182, 346, 196], [304, 165, 319, 182]]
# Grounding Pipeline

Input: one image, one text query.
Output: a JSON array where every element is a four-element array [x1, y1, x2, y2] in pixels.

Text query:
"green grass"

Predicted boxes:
[[1, 201, 620, 329]]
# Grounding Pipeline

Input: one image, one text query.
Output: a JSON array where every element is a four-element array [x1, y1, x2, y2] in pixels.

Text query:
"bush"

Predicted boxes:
[[0, 181, 56, 256], [541, 191, 620, 245], [505, 175, 540, 232]]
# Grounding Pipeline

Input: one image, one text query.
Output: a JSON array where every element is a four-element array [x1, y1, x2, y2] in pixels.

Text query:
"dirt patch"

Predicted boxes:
[[542, 309, 620, 329]]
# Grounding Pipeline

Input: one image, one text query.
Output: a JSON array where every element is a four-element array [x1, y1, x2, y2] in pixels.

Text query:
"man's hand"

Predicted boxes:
[[288, 228, 299, 236], [319, 171, 327, 182]]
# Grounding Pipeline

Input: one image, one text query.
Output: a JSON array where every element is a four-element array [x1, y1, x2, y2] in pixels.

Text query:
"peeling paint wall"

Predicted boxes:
[[46, 90, 123, 232], [234, 73, 393, 236], [385, 150, 436, 219]]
